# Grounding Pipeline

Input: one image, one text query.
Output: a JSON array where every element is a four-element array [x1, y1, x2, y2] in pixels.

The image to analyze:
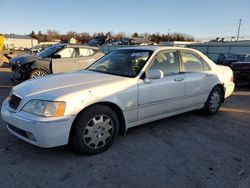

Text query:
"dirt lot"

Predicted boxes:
[[0, 67, 250, 188]]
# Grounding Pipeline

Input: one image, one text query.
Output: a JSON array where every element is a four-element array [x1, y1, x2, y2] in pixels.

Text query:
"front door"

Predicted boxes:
[[52, 47, 78, 73], [138, 50, 186, 120]]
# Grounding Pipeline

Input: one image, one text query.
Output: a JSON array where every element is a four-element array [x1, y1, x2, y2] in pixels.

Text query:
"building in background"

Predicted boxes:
[[160, 41, 197, 47], [188, 41, 250, 62], [69, 37, 77, 44], [4, 34, 38, 49]]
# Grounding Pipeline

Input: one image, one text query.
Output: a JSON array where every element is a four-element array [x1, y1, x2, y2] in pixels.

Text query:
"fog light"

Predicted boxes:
[[25, 132, 36, 141]]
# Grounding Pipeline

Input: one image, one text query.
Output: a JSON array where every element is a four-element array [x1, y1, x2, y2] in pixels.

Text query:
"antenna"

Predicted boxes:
[[237, 19, 242, 41]]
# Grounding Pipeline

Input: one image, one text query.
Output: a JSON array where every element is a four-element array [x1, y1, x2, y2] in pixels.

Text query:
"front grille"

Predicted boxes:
[[9, 94, 21, 110]]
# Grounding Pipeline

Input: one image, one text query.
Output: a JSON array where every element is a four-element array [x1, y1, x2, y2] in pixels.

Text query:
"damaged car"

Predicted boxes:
[[10, 44, 104, 82]]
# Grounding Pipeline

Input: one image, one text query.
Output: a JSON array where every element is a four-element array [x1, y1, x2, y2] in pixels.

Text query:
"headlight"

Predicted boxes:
[[22, 100, 66, 117]]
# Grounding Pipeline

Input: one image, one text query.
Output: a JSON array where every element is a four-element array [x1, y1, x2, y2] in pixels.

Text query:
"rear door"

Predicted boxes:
[[180, 50, 214, 107], [76, 48, 104, 70], [52, 47, 78, 73]]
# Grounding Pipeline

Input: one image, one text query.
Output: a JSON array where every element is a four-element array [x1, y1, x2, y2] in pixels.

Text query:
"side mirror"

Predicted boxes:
[[147, 69, 164, 79], [144, 69, 164, 84], [52, 54, 61, 59]]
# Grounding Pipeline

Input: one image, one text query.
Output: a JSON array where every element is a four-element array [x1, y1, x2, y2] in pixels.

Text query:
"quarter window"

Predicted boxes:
[[202, 60, 211, 71], [57, 48, 76, 58], [148, 51, 180, 76], [79, 48, 95, 57], [182, 51, 203, 72]]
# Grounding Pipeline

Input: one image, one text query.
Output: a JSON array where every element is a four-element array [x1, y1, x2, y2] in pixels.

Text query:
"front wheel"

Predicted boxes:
[[70, 105, 119, 155], [30, 68, 48, 79], [204, 87, 223, 114]]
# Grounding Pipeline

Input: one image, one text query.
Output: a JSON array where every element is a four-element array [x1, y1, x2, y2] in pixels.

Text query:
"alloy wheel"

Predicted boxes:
[[209, 90, 221, 112], [31, 70, 47, 78], [83, 115, 114, 149]]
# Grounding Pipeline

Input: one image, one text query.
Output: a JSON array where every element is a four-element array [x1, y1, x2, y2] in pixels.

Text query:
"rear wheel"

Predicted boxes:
[[204, 87, 223, 114], [70, 105, 119, 155], [30, 69, 48, 79]]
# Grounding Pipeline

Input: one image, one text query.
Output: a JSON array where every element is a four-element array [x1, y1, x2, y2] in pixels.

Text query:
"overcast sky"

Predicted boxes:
[[1, 0, 250, 40]]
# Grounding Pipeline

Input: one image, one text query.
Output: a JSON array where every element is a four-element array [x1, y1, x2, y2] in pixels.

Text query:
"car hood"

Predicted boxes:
[[13, 70, 129, 98], [10, 54, 38, 65]]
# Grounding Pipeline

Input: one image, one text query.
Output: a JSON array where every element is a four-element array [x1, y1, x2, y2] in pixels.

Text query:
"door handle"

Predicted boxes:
[[174, 78, 184, 82]]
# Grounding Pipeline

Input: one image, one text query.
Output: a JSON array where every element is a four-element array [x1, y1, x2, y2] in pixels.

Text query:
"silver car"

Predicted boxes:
[[1, 46, 235, 155]]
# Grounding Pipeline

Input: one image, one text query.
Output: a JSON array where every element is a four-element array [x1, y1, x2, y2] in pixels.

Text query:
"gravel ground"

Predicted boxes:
[[0, 67, 250, 188]]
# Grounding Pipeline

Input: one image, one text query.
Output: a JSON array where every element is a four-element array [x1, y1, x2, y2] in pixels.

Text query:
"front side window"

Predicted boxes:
[[148, 50, 179, 76], [88, 49, 153, 77], [182, 51, 203, 72], [79, 48, 95, 57], [57, 47, 76, 58]]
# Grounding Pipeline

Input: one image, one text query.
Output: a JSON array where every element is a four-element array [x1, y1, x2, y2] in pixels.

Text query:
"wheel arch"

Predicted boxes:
[[69, 102, 127, 144], [214, 84, 225, 103], [31, 60, 51, 74]]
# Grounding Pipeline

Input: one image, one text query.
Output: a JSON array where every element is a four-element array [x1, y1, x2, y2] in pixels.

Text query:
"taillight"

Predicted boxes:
[[230, 74, 234, 82]]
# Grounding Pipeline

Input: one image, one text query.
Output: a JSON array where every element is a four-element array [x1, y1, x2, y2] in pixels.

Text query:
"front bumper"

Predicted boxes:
[[1, 99, 76, 148]]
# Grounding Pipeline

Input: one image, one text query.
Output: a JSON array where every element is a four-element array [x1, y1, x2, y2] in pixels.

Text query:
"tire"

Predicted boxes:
[[204, 87, 223, 115], [30, 68, 48, 79], [70, 105, 119, 155]]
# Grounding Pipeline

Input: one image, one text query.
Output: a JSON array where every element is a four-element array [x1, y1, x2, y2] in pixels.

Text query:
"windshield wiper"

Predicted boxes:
[[87, 69, 131, 78]]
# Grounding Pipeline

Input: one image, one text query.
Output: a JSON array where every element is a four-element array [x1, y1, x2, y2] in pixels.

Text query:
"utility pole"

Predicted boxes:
[[237, 19, 242, 41], [167, 29, 170, 41]]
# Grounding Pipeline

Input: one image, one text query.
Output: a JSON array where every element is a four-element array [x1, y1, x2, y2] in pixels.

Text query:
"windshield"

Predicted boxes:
[[88, 49, 153, 77], [36, 45, 64, 58]]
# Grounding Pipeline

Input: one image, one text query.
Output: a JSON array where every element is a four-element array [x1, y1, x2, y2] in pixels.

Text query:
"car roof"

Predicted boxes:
[[116, 45, 194, 52], [53, 43, 99, 50]]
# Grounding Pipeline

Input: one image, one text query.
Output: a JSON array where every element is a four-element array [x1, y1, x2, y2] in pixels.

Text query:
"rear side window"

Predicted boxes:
[[202, 60, 211, 71], [79, 48, 95, 57], [182, 51, 203, 72]]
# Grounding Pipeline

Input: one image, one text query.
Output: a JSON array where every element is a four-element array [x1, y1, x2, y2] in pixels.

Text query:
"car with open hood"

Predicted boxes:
[[1, 46, 235, 155], [10, 44, 104, 82]]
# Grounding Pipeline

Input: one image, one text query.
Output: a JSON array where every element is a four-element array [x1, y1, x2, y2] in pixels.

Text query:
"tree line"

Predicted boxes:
[[29, 30, 195, 44]]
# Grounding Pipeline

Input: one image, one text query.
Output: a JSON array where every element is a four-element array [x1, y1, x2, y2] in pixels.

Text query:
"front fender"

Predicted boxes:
[[31, 59, 51, 73]]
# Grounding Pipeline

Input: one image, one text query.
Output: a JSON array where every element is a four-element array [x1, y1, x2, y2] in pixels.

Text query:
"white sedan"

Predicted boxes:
[[1, 46, 235, 155]]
